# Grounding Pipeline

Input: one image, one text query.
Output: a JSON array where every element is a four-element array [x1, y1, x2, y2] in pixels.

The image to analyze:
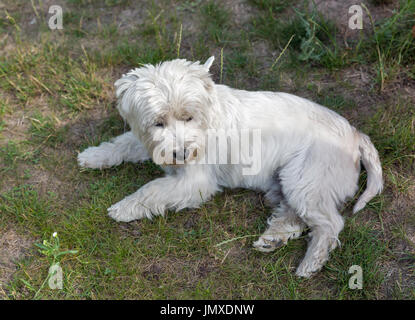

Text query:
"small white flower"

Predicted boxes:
[[52, 232, 58, 238]]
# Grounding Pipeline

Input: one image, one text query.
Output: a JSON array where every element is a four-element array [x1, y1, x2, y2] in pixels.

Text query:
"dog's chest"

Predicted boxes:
[[213, 164, 273, 192]]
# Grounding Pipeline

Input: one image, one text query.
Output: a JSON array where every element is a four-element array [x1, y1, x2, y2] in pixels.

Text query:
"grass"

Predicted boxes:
[[364, 101, 415, 171], [249, 0, 294, 13], [0, 39, 107, 109], [250, 0, 345, 69], [0, 0, 414, 300], [363, 0, 415, 88], [325, 219, 386, 299], [200, 1, 231, 44]]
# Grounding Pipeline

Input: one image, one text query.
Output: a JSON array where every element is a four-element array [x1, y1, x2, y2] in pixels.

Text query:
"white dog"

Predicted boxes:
[[78, 57, 383, 277]]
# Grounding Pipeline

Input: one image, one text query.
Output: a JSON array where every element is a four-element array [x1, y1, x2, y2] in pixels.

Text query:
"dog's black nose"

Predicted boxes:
[[172, 149, 187, 161]]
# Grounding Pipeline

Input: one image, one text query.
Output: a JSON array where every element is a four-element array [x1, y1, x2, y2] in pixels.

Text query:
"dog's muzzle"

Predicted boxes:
[[171, 147, 198, 164]]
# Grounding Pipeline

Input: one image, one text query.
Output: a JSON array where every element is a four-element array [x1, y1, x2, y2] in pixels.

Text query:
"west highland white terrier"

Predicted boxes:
[[78, 57, 383, 277]]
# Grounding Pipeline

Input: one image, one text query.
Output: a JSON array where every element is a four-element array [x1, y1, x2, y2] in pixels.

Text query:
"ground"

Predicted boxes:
[[0, 0, 414, 299]]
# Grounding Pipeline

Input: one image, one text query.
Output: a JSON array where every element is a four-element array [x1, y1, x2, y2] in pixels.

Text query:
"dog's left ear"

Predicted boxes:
[[203, 56, 215, 71]]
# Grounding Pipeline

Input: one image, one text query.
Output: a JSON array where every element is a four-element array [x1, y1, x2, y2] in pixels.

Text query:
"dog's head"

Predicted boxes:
[[114, 57, 217, 166]]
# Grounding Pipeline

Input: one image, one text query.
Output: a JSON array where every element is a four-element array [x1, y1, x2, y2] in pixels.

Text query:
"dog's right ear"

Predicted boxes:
[[203, 56, 215, 71], [114, 73, 138, 99], [114, 72, 139, 116]]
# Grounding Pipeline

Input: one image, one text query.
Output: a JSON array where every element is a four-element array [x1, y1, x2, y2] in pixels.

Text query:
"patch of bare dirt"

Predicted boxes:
[[24, 164, 65, 194], [142, 263, 163, 281], [66, 106, 111, 148], [222, 0, 256, 26], [1, 94, 61, 145], [196, 258, 218, 278], [183, 213, 200, 230], [0, 92, 34, 146], [116, 7, 146, 34], [218, 244, 250, 264], [0, 229, 33, 299], [140, 256, 220, 292], [118, 221, 142, 240], [0, 155, 76, 200], [0, 111, 30, 147], [312, 0, 398, 41]]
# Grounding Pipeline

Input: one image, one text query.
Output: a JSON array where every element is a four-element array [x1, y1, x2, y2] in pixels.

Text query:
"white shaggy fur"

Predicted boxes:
[[78, 57, 383, 278]]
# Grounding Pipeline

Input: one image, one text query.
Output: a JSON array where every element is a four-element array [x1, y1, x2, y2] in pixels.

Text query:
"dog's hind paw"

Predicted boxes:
[[253, 235, 284, 253], [295, 263, 321, 278], [295, 256, 327, 278]]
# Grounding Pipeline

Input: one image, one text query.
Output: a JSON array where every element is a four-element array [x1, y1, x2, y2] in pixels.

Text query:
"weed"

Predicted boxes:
[[32, 232, 78, 299]]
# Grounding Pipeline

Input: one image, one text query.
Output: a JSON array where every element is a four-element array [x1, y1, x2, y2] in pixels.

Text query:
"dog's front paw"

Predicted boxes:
[[78, 146, 121, 169], [107, 196, 154, 222]]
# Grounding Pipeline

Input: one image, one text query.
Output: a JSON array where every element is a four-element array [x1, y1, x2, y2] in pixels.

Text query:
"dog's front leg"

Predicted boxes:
[[78, 131, 149, 169], [108, 167, 220, 222]]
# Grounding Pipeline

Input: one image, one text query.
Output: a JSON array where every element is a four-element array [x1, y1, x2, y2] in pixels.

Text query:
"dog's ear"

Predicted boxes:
[[114, 73, 138, 99], [203, 56, 215, 71], [114, 71, 139, 116]]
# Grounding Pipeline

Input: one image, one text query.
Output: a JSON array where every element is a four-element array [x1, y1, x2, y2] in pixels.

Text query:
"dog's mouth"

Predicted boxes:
[[185, 148, 199, 163], [156, 147, 200, 166], [172, 148, 198, 165]]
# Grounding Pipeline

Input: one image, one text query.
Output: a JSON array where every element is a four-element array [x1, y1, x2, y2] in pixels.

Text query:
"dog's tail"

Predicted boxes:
[[353, 132, 383, 213]]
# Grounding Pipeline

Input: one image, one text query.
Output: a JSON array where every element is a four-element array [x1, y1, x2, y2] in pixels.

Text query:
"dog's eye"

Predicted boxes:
[[155, 122, 164, 128], [185, 117, 193, 122]]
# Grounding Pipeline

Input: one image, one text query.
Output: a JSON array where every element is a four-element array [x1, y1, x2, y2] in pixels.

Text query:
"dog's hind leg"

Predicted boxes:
[[253, 200, 306, 252], [295, 210, 343, 278], [277, 140, 358, 277], [78, 131, 149, 169]]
